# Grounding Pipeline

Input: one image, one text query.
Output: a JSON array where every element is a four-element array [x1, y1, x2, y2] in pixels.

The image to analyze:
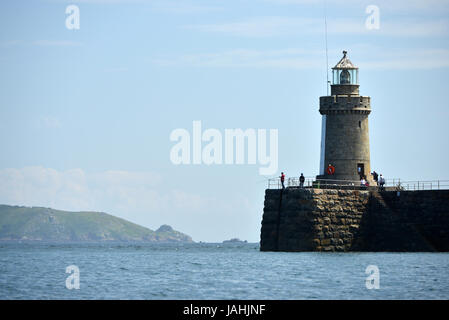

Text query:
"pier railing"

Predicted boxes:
[[268, 177, 449, 191]]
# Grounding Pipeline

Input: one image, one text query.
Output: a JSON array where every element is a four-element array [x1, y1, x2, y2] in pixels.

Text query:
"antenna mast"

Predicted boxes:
[[324, 0, 329, 95]]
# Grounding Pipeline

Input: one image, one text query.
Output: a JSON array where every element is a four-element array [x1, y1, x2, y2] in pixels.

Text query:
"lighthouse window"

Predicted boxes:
[[358, 121, 361, 128], [340, 70, 351, 84]]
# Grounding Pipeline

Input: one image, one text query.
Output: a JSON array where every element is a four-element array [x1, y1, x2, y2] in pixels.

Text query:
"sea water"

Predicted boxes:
[[1, 242, 448, 300]]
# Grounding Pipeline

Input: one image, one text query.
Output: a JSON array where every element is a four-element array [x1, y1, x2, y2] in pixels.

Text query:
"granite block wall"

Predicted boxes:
[[260, 188, 449, 252]]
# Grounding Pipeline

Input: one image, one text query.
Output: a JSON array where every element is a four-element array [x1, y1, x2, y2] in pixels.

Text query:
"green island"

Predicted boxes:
[[0, 204, 193, 242]]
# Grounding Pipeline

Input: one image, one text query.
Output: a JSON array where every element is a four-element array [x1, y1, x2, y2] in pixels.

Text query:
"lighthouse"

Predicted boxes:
[[317, 51, 375, 185]]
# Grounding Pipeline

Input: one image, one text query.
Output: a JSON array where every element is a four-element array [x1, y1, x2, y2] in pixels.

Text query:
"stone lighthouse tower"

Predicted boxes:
[[317, 51, 374, 184]]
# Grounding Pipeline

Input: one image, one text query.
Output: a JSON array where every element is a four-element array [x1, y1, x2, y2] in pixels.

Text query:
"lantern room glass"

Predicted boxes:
[[332, 69, 358, 85]]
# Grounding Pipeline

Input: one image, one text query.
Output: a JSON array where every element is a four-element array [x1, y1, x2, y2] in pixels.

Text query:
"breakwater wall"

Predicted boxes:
[[260, 188, 449, 252]]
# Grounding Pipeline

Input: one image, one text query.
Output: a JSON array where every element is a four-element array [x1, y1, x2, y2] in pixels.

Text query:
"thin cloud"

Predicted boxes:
[[104, 67, 129, 72], [152, 48, 324, 69], [0, 40, 23, 48], [359, 48, 449, 70], [37, 116, 63, 129], [0, 166, 254, 240], [0, 166, 212, 225], [1, 40, 84, 48], [32, 40, 84, 47], [150, 2, 223, 14], [184, 16, 449, 38], [264, 0, 449, 12], [53, 0, 223, 13], [152, 47, 449, 70], [183, 16, 320, 37]]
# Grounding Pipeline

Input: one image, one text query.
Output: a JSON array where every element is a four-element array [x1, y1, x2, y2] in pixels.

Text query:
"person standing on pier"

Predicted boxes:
[[280, 172, 285, 189], [299, 173, 305, 188], [372, 171, 379, 183], [379, 174, 385, 191], [360, 177, 366, 187]]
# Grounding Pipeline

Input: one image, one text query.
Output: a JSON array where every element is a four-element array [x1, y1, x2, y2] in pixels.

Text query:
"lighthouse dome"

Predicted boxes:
[[332, 50, 359, 85], [333, 50, 358, 70]]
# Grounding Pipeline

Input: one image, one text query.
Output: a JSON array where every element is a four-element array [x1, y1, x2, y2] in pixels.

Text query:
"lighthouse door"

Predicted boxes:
[[357, 163, 365, 179]]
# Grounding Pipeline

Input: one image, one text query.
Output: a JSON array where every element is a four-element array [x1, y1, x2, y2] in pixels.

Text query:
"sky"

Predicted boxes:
[[0, 0, 448, 242]]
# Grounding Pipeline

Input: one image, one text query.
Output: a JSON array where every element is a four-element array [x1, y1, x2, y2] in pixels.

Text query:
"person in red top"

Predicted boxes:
[[280, 172, 285, 189], [327, 164, 335, 175]]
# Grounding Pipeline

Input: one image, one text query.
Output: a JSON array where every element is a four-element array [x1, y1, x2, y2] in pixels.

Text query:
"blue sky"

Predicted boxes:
[[1, 0, 449, 242]]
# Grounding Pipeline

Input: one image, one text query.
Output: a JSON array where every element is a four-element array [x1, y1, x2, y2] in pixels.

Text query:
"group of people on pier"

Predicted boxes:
[[279, 172, 306, 189], [360, 174, 384, 188], [278, 169, 386, 190]]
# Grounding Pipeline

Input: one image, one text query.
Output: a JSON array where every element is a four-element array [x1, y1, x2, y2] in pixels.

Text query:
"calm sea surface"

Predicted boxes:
[[1, 242, 448, 300]]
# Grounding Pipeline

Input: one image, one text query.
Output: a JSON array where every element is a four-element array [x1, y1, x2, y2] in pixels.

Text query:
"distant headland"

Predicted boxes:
[[0, 204, 193, 242], [222, 238, 247, 244]]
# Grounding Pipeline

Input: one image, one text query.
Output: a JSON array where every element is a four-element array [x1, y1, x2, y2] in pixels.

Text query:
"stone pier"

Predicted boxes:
[[260, 188, 449, 252]]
